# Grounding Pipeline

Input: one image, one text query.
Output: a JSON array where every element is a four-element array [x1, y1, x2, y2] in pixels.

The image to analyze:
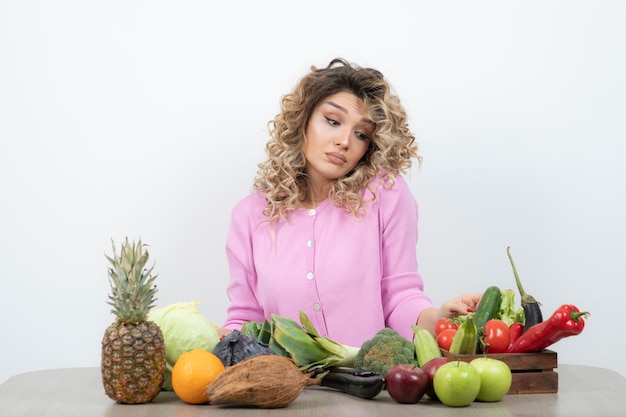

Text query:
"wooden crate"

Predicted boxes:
[[440, 349, 558, 394]]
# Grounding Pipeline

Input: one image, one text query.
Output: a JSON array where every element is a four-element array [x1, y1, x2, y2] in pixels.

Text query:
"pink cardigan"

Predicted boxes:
[[222, 175, 432, 346]]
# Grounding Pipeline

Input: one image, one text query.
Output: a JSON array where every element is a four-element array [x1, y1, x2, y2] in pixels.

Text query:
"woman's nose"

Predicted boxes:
[[335, 129, 350, 148]]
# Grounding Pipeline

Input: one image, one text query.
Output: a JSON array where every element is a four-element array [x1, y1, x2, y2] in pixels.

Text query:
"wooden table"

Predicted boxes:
[[1, 364, 624, 416]]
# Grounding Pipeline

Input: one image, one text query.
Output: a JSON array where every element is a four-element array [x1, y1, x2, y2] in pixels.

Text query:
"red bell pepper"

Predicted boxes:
[[507, 304, 589, 353]]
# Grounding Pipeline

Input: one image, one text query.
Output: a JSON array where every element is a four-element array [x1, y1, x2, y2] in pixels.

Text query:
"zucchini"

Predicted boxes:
[[411, 324, 443, 367], [474, 285, 502, 353]]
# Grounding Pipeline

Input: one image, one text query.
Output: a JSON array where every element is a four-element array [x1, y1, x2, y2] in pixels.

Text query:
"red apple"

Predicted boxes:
[[421, 356, 451, 400], [385, 364, 429, 404]]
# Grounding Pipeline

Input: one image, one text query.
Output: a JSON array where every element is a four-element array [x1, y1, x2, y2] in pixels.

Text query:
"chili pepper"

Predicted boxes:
[[507, 322, 524, 351], [507, 304, 589, 353], [507, 246, 543, 331]]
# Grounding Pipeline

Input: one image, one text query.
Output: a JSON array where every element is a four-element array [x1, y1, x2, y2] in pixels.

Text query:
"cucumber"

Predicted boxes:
[[474, 285, 502, 353], [474, 286, 502, 331]]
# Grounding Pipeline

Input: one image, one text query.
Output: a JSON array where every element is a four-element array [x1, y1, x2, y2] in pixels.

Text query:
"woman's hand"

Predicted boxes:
[[218, 327, 233, 339], [440, 293, 483, 319], [417, 293, 483, 335]]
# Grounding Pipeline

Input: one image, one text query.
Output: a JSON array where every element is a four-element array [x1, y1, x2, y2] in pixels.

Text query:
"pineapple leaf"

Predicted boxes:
[[106, 237, 158, 323]]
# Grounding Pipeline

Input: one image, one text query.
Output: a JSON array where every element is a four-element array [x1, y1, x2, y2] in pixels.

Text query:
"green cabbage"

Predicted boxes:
[[148, 300, 220, 390]]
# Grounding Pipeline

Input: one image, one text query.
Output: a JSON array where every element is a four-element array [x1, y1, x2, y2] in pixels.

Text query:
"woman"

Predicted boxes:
[[221, 58, 480, 346]]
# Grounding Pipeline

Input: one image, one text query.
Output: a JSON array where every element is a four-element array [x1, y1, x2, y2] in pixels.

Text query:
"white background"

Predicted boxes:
[[1, 1, 624, 384]]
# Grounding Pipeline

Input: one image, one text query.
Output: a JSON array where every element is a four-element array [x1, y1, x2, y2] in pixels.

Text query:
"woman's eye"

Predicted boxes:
[[356, 132, 371, 141], [325, 117, 339, 126]]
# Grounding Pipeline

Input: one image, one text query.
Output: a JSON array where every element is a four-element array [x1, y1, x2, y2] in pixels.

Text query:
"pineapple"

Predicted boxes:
[[101, 238, 166, 404]]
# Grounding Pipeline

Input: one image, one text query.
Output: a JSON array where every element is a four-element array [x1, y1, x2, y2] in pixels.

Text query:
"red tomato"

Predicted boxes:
[[435, 318, 458, 336], [437, 328, 457, 351], [482, 319, 510, 353]]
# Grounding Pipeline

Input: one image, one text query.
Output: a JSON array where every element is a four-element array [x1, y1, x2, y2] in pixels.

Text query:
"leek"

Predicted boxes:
[[268, 312, 360, 372]]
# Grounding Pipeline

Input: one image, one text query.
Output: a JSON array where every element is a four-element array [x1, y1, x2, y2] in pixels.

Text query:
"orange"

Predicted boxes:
[[171, 349, 225, 404]]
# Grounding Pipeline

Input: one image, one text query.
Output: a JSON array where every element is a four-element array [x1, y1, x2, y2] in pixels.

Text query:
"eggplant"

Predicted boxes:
[[316, 367, 385, 399], [507, 247, 544, 331]]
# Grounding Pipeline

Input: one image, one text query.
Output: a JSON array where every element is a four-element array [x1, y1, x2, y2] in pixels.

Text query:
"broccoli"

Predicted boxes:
[[353, 328, 418, 376]]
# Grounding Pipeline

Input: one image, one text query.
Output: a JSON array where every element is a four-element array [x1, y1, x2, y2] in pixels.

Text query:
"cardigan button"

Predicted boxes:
[[306, 272, 314, 280], [308, 209, 316, 216], [307, 239, 314, 247], [313, 303, 321, 311]]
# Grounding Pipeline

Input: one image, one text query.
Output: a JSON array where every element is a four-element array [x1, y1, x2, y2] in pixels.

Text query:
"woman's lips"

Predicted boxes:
[[326, 152, 347, 165]]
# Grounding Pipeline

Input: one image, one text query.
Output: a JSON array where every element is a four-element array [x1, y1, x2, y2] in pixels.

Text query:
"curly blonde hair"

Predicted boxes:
[[254, 58, 421, 223]]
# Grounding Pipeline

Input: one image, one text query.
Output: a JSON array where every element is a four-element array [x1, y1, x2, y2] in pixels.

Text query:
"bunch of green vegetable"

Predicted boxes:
[[243, 311, 360, 373]]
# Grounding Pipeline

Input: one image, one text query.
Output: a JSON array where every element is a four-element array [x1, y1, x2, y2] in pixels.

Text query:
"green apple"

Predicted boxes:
[[433, 360, 481, 407], [470, 357, 512, 402]]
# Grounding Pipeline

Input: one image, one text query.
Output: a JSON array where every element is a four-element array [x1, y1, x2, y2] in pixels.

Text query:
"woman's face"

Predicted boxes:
[[303, 91, 374, 189]]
